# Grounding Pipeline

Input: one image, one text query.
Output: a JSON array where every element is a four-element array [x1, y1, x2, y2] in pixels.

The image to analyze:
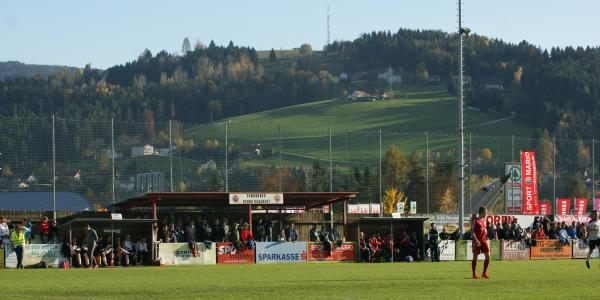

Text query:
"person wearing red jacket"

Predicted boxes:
[[241, 223, 255, 249], [39, 216, 50, 243]]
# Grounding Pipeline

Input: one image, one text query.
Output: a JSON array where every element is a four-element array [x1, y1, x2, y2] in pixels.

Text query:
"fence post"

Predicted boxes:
[[593, 138, 595, 201], [553, 136, 556, 214], [426, 131, 430, 214], [52, 115, 56, 220], [278, 125, 282, 192], [225, 122, 229, 192], [469, 133, 472, 214], [379, 129, 382, 218], [169, 120, 173, 192], [329, 126, 333, 229], [511, 135, 515, 213], [111, 118, 116, 208]]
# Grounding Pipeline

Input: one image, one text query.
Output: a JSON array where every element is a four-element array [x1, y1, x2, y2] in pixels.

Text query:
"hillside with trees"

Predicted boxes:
[[0, 61, 78, 80]]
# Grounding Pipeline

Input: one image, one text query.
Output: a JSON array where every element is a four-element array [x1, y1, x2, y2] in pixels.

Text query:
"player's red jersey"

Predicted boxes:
[[472, 217, 490, 254], [473, 218, 487, 243]]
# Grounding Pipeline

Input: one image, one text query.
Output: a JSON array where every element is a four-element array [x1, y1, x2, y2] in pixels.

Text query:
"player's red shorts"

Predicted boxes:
[[472, 241, 490, 255]]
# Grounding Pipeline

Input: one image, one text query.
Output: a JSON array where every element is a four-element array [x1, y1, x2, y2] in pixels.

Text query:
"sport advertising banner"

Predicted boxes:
[[216, 242, 255, 264], [4, 244, 63, 268], [466, 241, 501, 260], [572, 240, 599, 259], [308, 242, 357, 262], [255, 242, 307, 264], [539, 200, 552, 216], [505, 163, 522, 213], [574, 198, 588, 216], [439, 240, 456, 261], [554, 214, 590, 224], [428, 240, 455, 261], [501, 240, 530, 260], [158, 243, 216, 265], [454, 240, 468, 261], [530, 239, 572, 259], [484, 215, 536, 229], [557, 198, 571, 215], [229, 193, 283, 205], [520, 151, 539, 215], [594, 199, 600, 212]]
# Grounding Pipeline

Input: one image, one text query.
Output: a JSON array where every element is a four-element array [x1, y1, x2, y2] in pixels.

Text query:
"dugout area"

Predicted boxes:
[[354, 217, 429, 261]]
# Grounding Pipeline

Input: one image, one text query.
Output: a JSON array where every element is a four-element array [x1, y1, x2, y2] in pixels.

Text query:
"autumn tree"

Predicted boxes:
[[383, 187, 408, 214], [439, 186, 457, 213], [382, 145, 409, 190]]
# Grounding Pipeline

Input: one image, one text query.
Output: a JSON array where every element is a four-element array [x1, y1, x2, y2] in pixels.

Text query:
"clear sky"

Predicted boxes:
[[2, 0, 599, 69]]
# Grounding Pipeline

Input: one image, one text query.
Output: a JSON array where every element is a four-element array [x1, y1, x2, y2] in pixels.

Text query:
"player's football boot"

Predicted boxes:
[[482, 273, 490, 279]]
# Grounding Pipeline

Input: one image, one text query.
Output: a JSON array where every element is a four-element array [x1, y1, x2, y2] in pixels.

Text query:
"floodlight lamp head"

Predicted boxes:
[[460, 27, 471, 36]]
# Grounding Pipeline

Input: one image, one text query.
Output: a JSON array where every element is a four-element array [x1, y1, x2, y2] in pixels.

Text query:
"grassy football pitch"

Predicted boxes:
[[1, 260, 596, 299]]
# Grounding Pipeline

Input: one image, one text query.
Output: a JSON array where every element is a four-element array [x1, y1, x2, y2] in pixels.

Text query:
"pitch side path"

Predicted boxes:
[[1, 260, 595, 299]]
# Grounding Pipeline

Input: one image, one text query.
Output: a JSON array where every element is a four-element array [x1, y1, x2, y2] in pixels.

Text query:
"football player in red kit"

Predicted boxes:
[[471, 206, 490, 279]]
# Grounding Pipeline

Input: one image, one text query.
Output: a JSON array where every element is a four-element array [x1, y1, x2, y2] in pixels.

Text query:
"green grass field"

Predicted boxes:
[[1, 260, 596, 299], [184, 84, 533, 168]]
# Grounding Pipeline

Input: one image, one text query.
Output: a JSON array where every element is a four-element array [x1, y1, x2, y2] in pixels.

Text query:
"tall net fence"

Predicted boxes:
[[0, 117, 597, 215]]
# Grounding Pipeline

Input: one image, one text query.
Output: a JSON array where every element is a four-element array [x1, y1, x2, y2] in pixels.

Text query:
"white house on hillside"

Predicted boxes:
[[132, 144, 154, 157], [351, 90, 372, 101], [378, 68, 402, 83]]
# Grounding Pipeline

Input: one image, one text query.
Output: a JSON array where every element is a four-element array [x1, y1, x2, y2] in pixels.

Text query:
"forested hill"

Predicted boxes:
[[326, 29, 600, 139], [2, 29, 600, 139], [0, 61, 78, 80]]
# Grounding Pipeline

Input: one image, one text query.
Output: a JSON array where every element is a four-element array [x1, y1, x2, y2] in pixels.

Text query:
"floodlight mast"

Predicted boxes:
[[458, 0, 466, 237]]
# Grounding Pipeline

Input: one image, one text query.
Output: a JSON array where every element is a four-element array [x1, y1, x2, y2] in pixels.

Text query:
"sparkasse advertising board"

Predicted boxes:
[[255, 242, 307, 264]]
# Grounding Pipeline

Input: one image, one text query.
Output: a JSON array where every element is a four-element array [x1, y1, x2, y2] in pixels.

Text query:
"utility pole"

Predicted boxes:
[[326, 6, 331, 46], [52, 115, 56, 220]]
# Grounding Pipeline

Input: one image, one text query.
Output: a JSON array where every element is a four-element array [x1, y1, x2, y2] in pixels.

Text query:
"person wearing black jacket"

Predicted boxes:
[[211, 219, 225, 242], [428, 223, 440, 262]]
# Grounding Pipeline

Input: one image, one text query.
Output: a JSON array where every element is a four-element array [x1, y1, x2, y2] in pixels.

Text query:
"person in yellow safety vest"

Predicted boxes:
[[10, 223, 26, 269]]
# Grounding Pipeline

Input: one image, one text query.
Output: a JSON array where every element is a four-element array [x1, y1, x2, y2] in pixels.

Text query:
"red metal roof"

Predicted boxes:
[[115, 192, 357, 210]]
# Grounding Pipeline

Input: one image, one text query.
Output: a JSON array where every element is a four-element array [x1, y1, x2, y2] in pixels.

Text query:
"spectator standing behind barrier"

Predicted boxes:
[[439, 227, 449, 240], [50, 220, 60, 243], [428, 223, 440, 262], [241, 223, 255, 249], [10, 223, 26, 269], [186, 221, 197, 257], [22, 218, 32, 244], [222, 218, 230, 242], [85, 224, 99, 268], [286, 223, 298, 242], [309, 224, 320, 242], [277, 229, 286, 242], [39, 217, 50, 243], [319, 227, 333, 256], [255, 218, 265, 242], [230, 223, 241, 250], [263, 219, 273, 242], [486, 222, 496, 240], [0, 217, 9, 240], [211, 219, 225, 242]]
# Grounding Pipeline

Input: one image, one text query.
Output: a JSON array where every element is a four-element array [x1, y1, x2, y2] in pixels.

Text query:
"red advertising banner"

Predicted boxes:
[[520, 151, 539, 215], [539, 200, 552, 215], [307, 242, 357, 262], [574, 198, 588, 216], [557, 198, 571, 216], [217, 242, 255, 264]]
